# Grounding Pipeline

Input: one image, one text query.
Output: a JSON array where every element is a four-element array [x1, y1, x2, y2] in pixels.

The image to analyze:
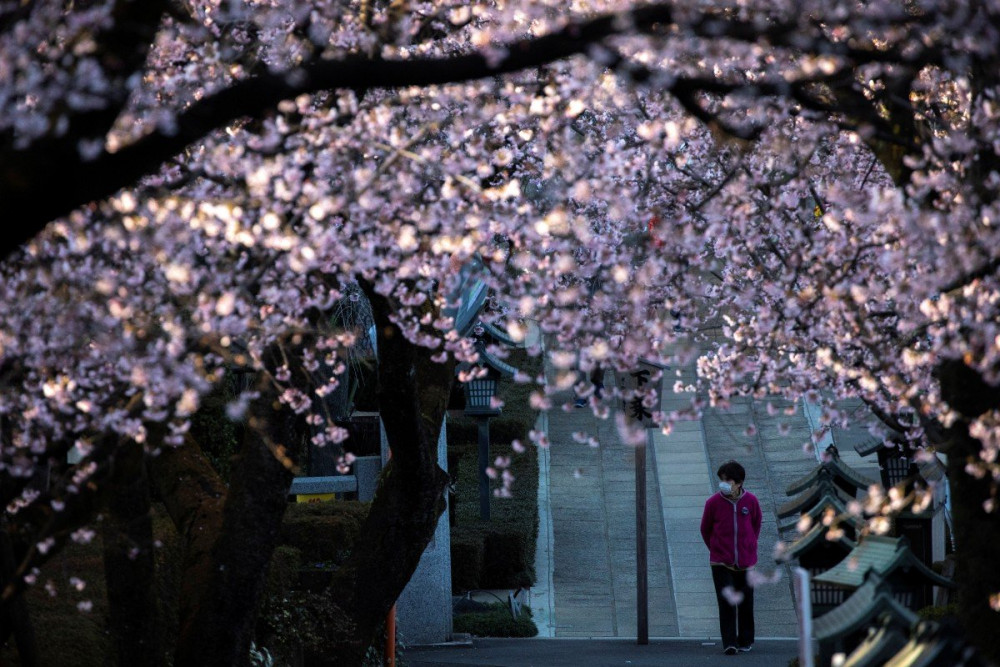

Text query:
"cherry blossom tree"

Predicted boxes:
[[4, 0, 1000, 664]]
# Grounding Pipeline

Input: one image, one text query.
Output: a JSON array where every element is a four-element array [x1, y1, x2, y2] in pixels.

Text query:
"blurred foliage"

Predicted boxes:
[[917, 601, 959, 622]]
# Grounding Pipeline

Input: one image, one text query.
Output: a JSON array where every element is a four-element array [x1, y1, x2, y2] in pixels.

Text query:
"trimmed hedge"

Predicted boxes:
[[449, 348, 543, 592], [450, 535, 486, 593], [1, 499, 371, 667], [481, 529, 533, 589], [280, 499, 369, 565], [453, 602, 538, 638]]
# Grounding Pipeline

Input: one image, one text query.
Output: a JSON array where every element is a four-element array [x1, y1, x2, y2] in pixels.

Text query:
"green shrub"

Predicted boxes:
[[447, 349, 542, 593], [280, 500, 369, 564], [4, 537, 112, 667], [481, 529, 532, 589], [450, 536, 485, 592], [453, 602, 538, 638], [265, 545, 303, 600], [190, 377, 243, 483], [152, 507, 183, 656], [258, 587, 355, 665], [0, 505, 185, 667]]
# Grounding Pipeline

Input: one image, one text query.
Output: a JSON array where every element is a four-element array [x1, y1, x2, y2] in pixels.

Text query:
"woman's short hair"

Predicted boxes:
[[717, 460, 746, 484]]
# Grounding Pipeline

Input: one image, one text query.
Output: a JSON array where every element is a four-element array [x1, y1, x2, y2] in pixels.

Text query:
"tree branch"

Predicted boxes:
[[1, 2, 943, 261]]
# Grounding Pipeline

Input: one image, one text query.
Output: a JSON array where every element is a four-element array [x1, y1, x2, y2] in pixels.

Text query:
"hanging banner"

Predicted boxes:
[[617, 359, 665, 429]]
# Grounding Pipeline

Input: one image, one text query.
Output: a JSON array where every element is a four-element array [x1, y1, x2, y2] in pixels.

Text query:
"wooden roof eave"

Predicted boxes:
[[784, 523, 857, 561], [883, 620, 990, 667], [813, 536, 956, 590], [786, 459, 876, 497], [842, 614, 913, 667], [814, 575, 918, 641], [778, 481, 854, 519], [778, 494, 858, 534], [894, 547, 956, 589]]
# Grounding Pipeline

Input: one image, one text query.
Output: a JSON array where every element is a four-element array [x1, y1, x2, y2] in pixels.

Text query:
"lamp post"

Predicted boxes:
[[464, 371, 501, 520]]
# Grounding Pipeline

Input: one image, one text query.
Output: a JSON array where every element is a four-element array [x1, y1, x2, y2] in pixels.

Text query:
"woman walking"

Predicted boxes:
[[700, 460, 762, 655]]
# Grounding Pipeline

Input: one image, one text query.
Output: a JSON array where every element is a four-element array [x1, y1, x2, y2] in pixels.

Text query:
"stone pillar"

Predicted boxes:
[[353, 456, 381, 502], [395, 416, 453, 645]]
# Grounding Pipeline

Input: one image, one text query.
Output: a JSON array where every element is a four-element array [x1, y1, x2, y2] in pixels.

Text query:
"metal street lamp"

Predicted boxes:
[[463, 367, 501, 520]]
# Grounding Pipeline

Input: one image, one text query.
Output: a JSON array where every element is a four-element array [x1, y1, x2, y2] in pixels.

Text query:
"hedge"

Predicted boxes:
[[0, 499, 371, 667], [453, 602, 538, 638], [449, 347, 543, 593], [280, 499, 370, 565]]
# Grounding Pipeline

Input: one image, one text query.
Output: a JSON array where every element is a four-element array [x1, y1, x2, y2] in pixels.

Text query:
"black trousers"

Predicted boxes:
[[711, 565, 755, 648]]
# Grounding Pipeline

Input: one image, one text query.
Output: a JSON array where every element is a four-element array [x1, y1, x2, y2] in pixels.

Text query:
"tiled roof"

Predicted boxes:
[[813, 536, 955, 590], [814, 572, 918, 641]]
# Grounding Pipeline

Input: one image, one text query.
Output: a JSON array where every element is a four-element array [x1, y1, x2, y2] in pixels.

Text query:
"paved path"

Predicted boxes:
[[701, 395, 809, 639], [652, 360, 718, 638], [535, 353, 882, 643], [409, 638, 799, 666], [545, 370, 678, 638]]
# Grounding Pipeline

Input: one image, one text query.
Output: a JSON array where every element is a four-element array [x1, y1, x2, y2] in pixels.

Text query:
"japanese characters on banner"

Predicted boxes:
[[617, 360, 665, 429]]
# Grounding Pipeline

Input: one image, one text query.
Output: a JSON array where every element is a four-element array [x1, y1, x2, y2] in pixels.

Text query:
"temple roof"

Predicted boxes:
[[786, 446, 876, 497], [814, 572, 918, 641], [475, 339, 518, 378], [853, 440, 946, 486], [778, 477, 855, 519], [842, 613, 913, 667], [782, 521, 857, 563], [778, 491, 855, 534], [813, 536, 955, 590], [855, 437, 887, 458], [882, 620, 989, 667], [481, 321, 522, 348]]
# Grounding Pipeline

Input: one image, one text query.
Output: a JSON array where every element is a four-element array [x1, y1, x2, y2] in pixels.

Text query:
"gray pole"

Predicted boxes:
[[636, 429, 648, 644], [478, 417, 491, 520]]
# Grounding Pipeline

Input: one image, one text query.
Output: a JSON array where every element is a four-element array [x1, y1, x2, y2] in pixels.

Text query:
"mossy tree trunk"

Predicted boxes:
[[102, 437, 161, 667], [172, 394, 298, 666], [323, 286, 456, 664], [150, 432, 227, 642]]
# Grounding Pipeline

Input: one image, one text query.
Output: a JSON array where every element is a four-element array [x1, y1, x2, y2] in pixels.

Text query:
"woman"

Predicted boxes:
[[700, 460, 762, 655]]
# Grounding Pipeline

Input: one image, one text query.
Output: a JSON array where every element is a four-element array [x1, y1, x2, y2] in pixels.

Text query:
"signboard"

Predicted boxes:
[[296, 493, 335, 503], [617, 359, 665, 429]]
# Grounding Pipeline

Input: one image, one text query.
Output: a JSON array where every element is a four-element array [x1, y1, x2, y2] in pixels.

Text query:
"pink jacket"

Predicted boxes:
[[700, 490, 762, 569]]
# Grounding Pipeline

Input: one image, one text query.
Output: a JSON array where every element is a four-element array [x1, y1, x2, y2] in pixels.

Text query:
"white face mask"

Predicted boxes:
[[719, 481, 733, 495]]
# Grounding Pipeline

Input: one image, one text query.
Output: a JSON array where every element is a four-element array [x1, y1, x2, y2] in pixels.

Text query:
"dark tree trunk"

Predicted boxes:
[[102, 439, 161, 667], [171, 383, 300, 667], [0, 529, 38, 667], [323, 287, 455, 665], [150, 433, 227, 637], [936, 359, 1000, 664]]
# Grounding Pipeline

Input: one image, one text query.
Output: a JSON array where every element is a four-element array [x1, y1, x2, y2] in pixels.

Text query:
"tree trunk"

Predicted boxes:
[[324, 288, 455, 664], [0, 529, 38, 667], [171, 385, 299, 667], [150, 433, 228, 639], [102, 439, 161, 667], [936, 359, 1000, 664]]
